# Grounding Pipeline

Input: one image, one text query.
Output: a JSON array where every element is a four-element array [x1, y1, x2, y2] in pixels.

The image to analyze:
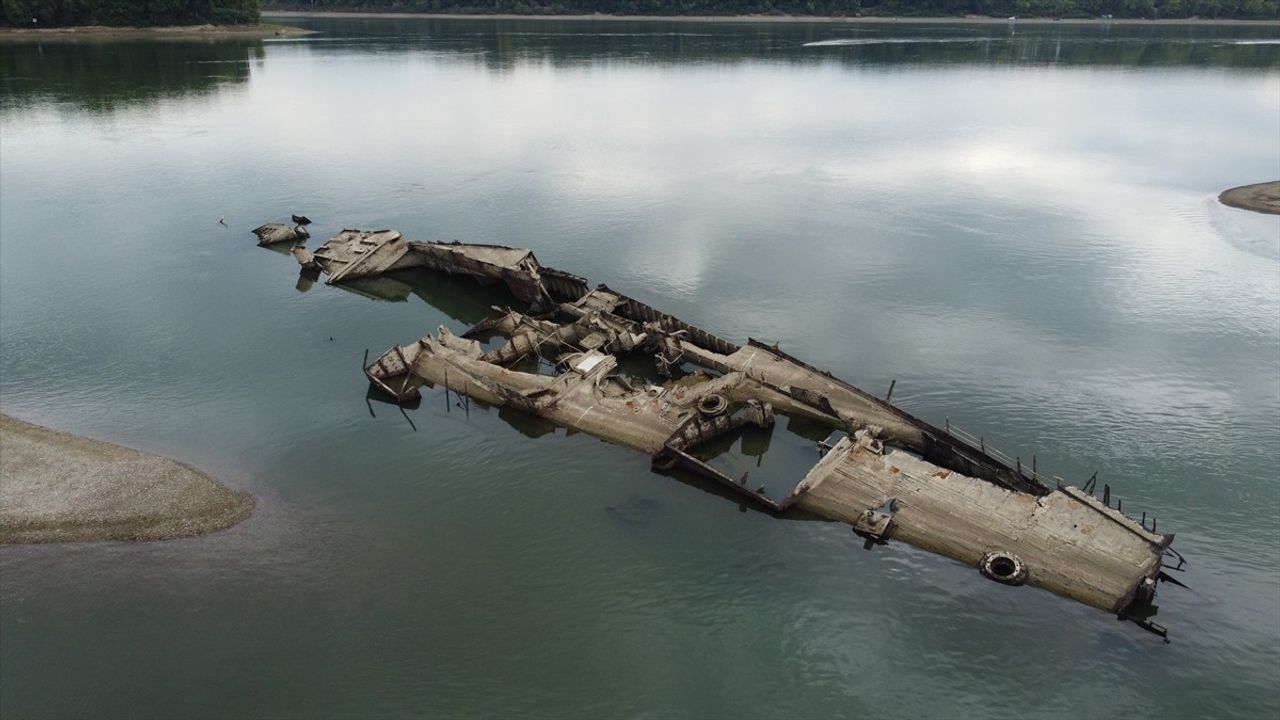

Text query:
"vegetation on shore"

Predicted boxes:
[[261, 0, 1278, 20], [1, 0, 261, 27]]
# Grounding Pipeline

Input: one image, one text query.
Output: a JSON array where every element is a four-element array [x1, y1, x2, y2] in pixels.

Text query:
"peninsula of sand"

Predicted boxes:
[[0, 415, 253, 543], [1219, 181, 1280, 216]]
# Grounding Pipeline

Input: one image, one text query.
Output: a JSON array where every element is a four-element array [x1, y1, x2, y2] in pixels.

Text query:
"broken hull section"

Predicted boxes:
[[795, 433, 1167, 613], [274, 223, 1180, 633], [252, 223, 308, 246]]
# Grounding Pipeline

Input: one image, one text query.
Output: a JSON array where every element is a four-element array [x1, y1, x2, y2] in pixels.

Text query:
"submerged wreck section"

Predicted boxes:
[[252, 222, 308, 246], [266, 223, 1182, 636], [796, 432, 1167, 613]]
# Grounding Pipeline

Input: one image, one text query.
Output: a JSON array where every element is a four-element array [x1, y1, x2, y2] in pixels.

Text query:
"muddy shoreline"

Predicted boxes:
[[0, 414, 253, 543], [0, 23, 313, 42]]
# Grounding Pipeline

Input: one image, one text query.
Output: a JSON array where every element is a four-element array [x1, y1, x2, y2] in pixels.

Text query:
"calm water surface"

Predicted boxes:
[[2, 16, 1278, 719]]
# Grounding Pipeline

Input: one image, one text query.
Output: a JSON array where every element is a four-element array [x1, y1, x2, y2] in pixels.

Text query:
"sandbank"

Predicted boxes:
[[1219, 181, 1280, 215], [0, 414, 253, 543]]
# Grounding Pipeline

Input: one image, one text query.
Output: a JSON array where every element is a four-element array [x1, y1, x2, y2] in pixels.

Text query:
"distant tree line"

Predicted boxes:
[[261, 0, 1278, 18], [5, 0, 1276, 26], [1, 0, 261, 26]]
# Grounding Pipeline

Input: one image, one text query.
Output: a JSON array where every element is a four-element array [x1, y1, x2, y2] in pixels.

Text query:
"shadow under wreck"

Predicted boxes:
[[257, 220, 1187, 638]]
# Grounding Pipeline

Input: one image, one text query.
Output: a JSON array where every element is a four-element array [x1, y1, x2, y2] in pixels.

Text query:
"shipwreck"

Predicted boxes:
[[257, 220, 1186, 637]]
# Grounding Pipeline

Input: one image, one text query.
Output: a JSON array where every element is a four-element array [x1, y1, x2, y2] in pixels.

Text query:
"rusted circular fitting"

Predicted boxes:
[[697, 393, 729, 417], [979, 551, 1027, 586], [651, 450, 677, 472]]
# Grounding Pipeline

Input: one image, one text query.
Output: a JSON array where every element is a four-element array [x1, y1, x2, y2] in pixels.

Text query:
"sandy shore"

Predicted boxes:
[[1219, 181, 1280, 216], [0, 23, 314, 43], [0, 415, 253, 543], [264, 10, 1277, 25]]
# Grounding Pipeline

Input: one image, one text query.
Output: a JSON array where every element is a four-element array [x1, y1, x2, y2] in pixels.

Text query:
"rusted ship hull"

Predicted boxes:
[[262, 222, 1181, 635]]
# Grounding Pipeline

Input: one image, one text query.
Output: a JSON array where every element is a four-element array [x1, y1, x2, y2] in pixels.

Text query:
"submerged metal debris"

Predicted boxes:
[[259, 221, 1184, 637], [252, 222, 308, 246]]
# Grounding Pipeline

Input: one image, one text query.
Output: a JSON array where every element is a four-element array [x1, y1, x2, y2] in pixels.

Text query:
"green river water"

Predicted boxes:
[[1, 15, 1278, 719]]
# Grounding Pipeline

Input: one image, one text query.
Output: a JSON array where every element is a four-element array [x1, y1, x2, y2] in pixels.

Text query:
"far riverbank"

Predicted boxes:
[[263, 10, 1280, 26], [0, 23, 314, 43]]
